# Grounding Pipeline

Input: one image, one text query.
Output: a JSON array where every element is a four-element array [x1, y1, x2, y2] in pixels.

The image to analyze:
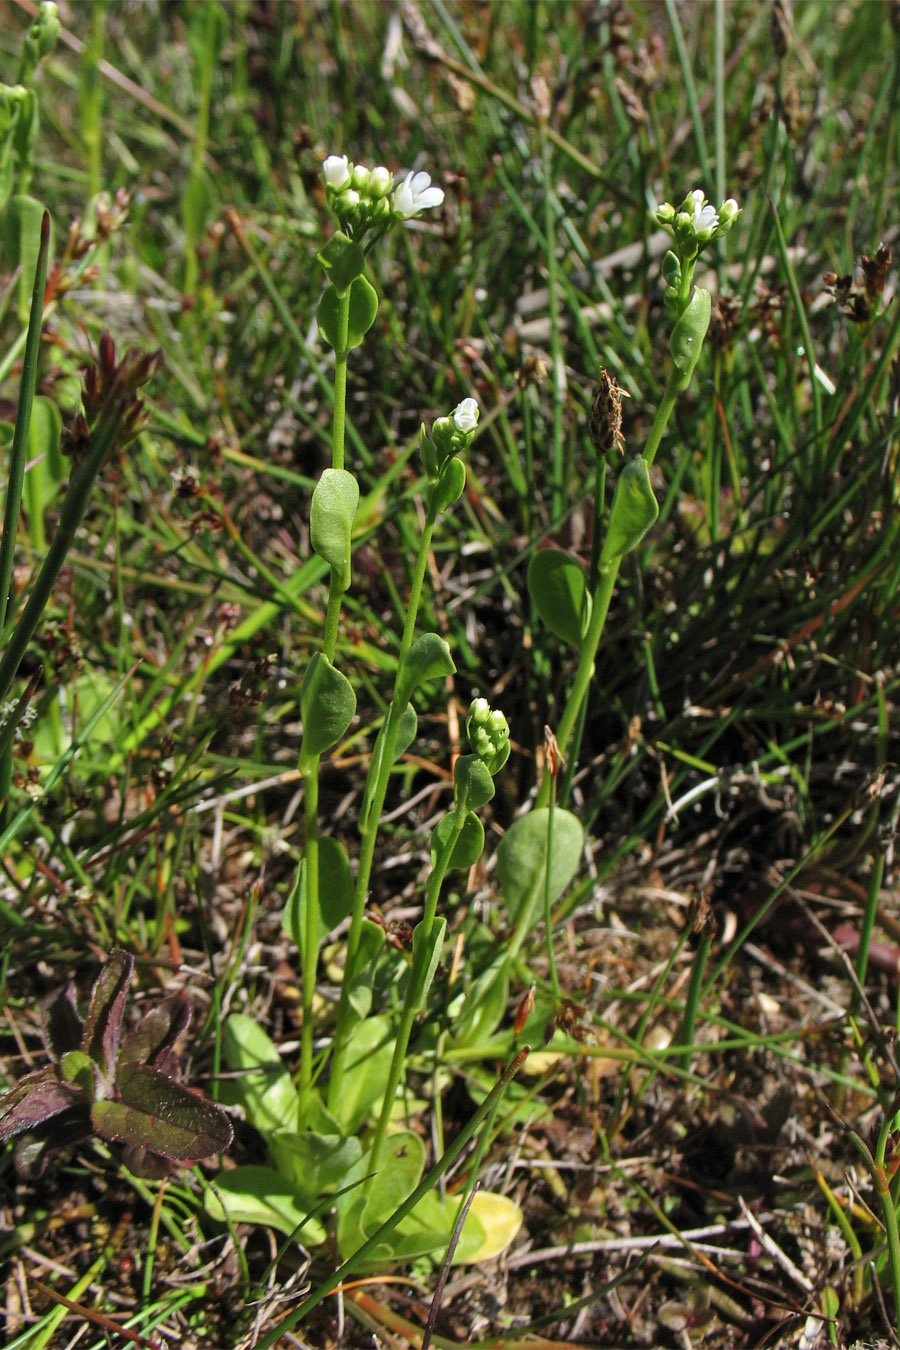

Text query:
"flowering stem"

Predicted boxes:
[[536, 363, 684, 807], [367, 808, 464, 1175], [299, 763, 320, 1118], [327, 504, 439, 1112]]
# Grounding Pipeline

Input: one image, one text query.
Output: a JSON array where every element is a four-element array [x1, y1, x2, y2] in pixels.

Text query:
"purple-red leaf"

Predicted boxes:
[[119, 993, 191, 1071], [92, 1062, 232, 1163], [43, 983, 83, 1057], [81, 950, 133, 1083], [0, 1069, 87, 1140]]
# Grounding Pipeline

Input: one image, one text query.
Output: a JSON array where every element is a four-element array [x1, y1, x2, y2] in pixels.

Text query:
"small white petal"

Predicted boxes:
[[393, 169, 445, 218]]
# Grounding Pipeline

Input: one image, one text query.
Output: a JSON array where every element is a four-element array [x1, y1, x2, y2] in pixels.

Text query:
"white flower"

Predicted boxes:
[[690, 200, 719, 239], [452, 397, 479, 433], [393, 170, 445, 218], [322, 155, 351, 189]]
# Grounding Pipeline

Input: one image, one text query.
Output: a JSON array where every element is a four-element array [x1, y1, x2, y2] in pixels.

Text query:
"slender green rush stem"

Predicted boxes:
[[0, 410, 125, 707], [0, 211, 50, 632]]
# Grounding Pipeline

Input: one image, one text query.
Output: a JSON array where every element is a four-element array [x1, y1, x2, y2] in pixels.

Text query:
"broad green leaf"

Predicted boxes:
[[221, 1014, 299, 1138], [94, 1063, 232, 1160], [527, 549, 590, 648], [282, 836, 354, 951], [454, 1192, 523, 1263], [431, 811, 484, 871], [335, 1129, 425, 1263], [0, 194, 51, 321], [25, 395, 63, 535], [180, 169, 212, 245], [451, 959, 510, 1048], [496, 808, 584, 929], [431, 456, 466, 514], [299, 653, 356, 762], [310, 468, 359, 588], [205, 1165, 327, 1245], [395, 632, 455, 708], [333, 1014, 393, 1136], [452, 757, 495, 814], [600, 458, 658, 563], [271, 1129, 362, 1208]]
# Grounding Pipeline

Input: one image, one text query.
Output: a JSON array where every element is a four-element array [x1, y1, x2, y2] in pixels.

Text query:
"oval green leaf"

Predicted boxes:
[[527, 548, 590, 648], [600, 457, 659, 563], [396, 632, 455, 708], [496, 807, 584, 929], [205, 1165, 327, 1245], [299, 653, 356, 761], [310, 468, 359, 587]]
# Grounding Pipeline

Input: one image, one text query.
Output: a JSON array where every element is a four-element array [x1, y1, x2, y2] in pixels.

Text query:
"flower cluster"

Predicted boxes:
[[466, 697, 511, 775], [321, 155, 444, 239], [655, 189, 740, 313], [421, 397, 479, 483], [656, 189, 740, 256]]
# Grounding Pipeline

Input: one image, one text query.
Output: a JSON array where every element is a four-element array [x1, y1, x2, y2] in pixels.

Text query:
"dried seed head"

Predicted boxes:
[[771, 0, 792, 58], [589, 369, 629, 457]]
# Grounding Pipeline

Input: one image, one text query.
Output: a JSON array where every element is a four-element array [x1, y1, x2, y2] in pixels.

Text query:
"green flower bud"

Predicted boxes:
[[466, 698, 510, 775]]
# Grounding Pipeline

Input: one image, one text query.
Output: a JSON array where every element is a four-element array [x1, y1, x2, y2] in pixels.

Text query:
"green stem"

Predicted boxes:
[[299, 764, 320, 1118], [544, 778, 560, 1000], [368, 808, 464, 1172], [328, 505, 438, 1111], [536, 366, 683, 808], [0, 210, 49, 823]]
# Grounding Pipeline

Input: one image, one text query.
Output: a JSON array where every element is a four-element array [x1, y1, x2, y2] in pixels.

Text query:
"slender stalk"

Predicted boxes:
[[367, 808, 464, 1172], [299, 765, 320, 1118], [299, 285, 352, 1105], [677, 927, 713, 1074], [536, 361, 683, 809], [328, 504, 439, 1110]]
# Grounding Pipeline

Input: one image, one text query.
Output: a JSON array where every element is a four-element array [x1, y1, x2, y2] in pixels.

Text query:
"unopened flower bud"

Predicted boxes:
[[368, 166, 392, 197], [466, 698, 510, 774], [718, 198, 740, 232], [322, 155, 351, 189], [452, 397, 479, 434]]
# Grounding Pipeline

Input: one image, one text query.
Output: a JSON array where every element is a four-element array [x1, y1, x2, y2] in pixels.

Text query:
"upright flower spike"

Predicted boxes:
[[393, 170, 445, 220]]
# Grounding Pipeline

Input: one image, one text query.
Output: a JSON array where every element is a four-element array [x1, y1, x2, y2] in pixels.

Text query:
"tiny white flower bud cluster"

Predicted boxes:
[[655, 188, 740, 253], [321, 155, 445, 238], [466, 697, 511, 774]]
